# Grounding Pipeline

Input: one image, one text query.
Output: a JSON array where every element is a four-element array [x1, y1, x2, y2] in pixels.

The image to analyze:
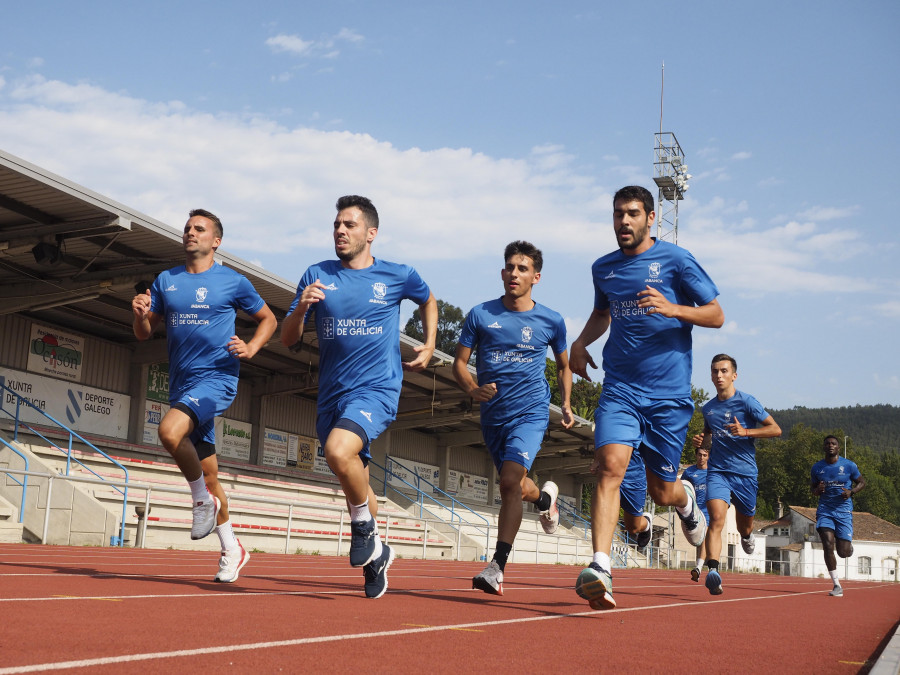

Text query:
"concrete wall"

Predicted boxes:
[[0, 438, 119, 546]]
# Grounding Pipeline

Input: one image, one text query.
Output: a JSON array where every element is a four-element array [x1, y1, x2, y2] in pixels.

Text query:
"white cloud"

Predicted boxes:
[[682, 198, 871, 294], [265, 34, 314, 56], [336, 28, 364, 44], [0, 75, 610, 267], [731, 151, 752, 160], [0, 74, 881, 305], [873, 373, 900, 390], [875, 301, 900, 319], [265, 29, 364, 60], [796, 205, 860, 221]]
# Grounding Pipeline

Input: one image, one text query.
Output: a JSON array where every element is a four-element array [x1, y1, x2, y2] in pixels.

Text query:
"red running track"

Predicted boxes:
[[0, 544, 898, 674]]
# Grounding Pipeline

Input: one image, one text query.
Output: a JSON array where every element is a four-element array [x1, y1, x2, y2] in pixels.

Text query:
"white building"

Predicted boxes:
[[651, 501, 767, 572], [759, 506, 900, 582]]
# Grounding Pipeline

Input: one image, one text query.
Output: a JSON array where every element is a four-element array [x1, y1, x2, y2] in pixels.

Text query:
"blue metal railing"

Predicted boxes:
[[0, 381, 129, 546], [551, 495, 632, 567], [0, 434, 28, 523], [368, 457, 491, 554], [557, 498, 591, 536]]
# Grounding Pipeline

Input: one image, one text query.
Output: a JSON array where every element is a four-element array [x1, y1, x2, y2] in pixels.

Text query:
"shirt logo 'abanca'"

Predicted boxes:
[[646, 262, 663, 283], [370, 282, 388, 305], [192, 286, 210, 309]]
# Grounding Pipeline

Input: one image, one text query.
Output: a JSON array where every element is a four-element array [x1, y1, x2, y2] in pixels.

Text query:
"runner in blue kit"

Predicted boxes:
[[281, 195, 437, 599], [691, 353, 781, 595], [618, 450, 655, 554], [681, 447, 710, 582], [132, 209, 276, 582], [453, 241, 574, 596], [570, 185, 724, 610], [811, 435, 865, 597]]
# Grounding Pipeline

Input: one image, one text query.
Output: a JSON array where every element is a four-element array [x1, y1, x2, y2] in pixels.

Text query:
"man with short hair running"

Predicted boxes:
[[681, 447, 710, 582], [454, 240, 574, 596], [282, 195, 436, 599], [811, 435, 865, 597], [570, 185, 724, 610], [692, 353, 780, 595], [132, 208, 276, 582]]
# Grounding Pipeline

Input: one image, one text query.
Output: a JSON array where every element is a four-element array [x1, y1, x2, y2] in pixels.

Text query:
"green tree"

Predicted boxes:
[[680, 385, 711, 465], [544, 359, 602, 418], [849, 446, 900, 524], [403, 299, 466, 355], [756, 423, 824, 519]]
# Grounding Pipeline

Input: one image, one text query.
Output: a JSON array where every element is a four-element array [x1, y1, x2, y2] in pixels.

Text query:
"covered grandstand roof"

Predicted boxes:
[[0, 148, 596, 475]]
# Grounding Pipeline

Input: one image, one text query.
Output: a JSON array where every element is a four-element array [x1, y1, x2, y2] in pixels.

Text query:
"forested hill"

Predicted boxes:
[[768, 404, 900, 454]]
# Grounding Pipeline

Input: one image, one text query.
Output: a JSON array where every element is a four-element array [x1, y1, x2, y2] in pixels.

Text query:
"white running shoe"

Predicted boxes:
[[539, 481, 560, 534], [829, 585, 843, 597], [678, 480, 707, 547], [472, 560, 504, 596], [191, 494, 220, 540], [575, 563, 616, 610], [741, 533, 756, 555], [215, 542, 250, 583]]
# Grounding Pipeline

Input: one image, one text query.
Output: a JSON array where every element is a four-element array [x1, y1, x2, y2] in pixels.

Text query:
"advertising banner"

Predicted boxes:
[[313, 442, 332, 475], [1, 367, 129, 439], [291, 435, 316, 470], [27, 324, 84, 382], [146, 363, 169, 403], [386, 456, 439, 495], [142, 399, 170, 446], [215, 417, 252, 462], [262, 428, 289, 468], [446, 469, 489, 504]]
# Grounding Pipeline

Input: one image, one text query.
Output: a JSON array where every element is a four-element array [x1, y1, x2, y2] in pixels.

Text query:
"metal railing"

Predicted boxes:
[[557, 498, 591, 536], [0, 435, 28, 522], [369, 457, 492, 555], [0, 382, 129, 545], [0, 467, 598, 564]]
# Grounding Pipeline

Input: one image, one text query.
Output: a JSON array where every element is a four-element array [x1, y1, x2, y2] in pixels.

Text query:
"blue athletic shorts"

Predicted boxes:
[[620, 449, 648, 516], [170, 376, 238, 446], [481, 411, 548, 472], [706, 471, 757, 517], [817, 510, 853, 541], [594, 383, 694, 482], [316, 391, 397, 463]]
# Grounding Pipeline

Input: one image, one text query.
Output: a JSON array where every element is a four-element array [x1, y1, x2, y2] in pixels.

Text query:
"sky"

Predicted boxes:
[[0, 1, 898, 410]]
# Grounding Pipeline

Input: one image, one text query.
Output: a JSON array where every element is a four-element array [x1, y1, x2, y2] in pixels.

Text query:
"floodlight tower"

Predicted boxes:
[[652, 133, 690, 244], [651, 64, 691, 245]]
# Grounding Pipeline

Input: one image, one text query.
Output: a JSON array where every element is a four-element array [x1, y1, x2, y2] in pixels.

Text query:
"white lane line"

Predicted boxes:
[[0, 577, 881, 601], [2, 586, 888, 674]]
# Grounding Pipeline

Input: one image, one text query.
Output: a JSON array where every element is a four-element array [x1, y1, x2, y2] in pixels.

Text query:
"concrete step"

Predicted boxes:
[[28, 444, 457, 558], [0, 520, 24, 543]]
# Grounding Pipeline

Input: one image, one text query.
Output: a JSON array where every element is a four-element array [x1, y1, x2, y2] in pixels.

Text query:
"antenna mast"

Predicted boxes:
[[652, 63, 690, 245]]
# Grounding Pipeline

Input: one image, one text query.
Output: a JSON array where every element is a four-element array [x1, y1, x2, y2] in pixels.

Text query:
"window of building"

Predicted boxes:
[[859, 557, 871, 575]]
